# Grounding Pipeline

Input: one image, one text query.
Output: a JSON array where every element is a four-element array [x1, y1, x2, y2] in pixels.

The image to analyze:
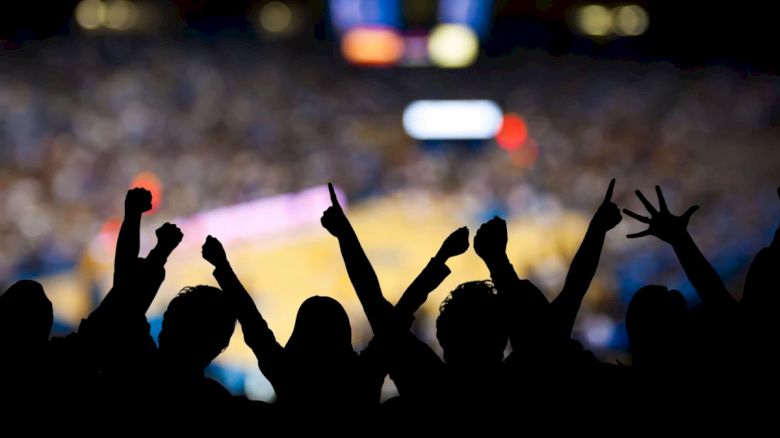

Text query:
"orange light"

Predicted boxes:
[[130, 171, 163, 213], [341, 26, 404, 67], [496, 113, 528, 151]]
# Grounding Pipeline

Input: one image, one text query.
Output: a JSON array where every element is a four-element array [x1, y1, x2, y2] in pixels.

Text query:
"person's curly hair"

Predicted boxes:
[[159, 285, 236, 368], [436, 280, 507, 363]]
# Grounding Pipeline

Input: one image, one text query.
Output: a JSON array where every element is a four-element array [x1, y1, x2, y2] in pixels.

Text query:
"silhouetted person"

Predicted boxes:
[[623, 185, 744, 420], [0, 188, 183, 425], [626, 285, 689, 371], [155, 285, 236, 400], [202, 234, 384, 427], [319, 183, 511, 431], [735, 187, 780, 413], [468, 181, 622, 419], [0, 280, 53, 409]]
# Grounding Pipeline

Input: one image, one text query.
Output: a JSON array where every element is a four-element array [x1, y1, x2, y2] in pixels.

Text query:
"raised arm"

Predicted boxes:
[[202, 235, 285, 381], [474, 216, 552, 347], [624, 186, 736, 309], [99, 222, 182, 316], [321, 183, 393, 334], [136, 222, 182, 313], [551, 179, 622, 338], [394, 227, 468, 326], [114, 188, 152, 287]]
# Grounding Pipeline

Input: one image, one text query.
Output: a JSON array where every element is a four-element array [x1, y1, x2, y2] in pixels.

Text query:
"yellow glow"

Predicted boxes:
[[260, 1, 293, 33], [613, 5, 649, 36], [577, 4, 613, 37], [75, 0, 106, 30], [105, 0, 138, 30], [428, 24, 479, 68]]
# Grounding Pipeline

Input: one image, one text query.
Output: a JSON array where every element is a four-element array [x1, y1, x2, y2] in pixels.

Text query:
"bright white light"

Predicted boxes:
[[576, 4, 613, 37], [105, 0, 138, 30], [75, 0, 106, 30], [260, 1, 292, 33], [613, 5, 649, 36], [428, 24, 479, 68], [403, 100, 503, 140]]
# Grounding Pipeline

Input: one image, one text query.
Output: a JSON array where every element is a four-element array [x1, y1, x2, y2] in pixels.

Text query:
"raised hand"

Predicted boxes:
[[474, 216, 508, 262], [623, 186, 699, 244], [202, 235, 228, 268], [591, 178, 622, 232], [125, 187, 152, 215], [155, 222, 183, 251], [435, 226, 469, 261], [320, 183, 351, 237]]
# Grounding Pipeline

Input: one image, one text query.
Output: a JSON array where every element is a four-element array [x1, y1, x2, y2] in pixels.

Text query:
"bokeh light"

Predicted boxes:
[[428, 24, 479, 68], [105, 0, 138, 31], [496, 113, 529, 151], [576, 5, 613, 37], [403, 100, 503, 140], [75, 0, 106, 30], [613, 5, 649, 36], [259, 1, 293, 33], [341, 26, 404, 66]]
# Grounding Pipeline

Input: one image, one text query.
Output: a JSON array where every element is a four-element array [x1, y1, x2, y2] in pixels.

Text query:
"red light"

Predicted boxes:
[[496, 113, 528, 151], [130, 171, 163, 213]]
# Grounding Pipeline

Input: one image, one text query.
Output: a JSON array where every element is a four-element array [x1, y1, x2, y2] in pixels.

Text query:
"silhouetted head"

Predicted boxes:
[[158, 286, 235, 371], [0, 280, 53, 351], [626, 285, 688, 367], [286, 296, 353, 361], [436, 281, 507, 367]]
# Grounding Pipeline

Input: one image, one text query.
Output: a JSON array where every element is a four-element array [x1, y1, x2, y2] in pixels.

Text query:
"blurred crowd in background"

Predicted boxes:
[[1, 38, 779, 354]]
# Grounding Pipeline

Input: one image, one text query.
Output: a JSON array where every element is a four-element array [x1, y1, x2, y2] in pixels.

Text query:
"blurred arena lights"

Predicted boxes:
[[576, 4, 613, 37], [612, 5, 649, 36], [75, 0, 138, 31], [495, 113, 529, 151], [428, 24, 479, 68], [329, 0, 403, 35], [105, 0, 138, 30], [438, 0, 494, 38], [259, 1, 293, 33], [341, 26, 404, 66], [75, 0, 106, 30], [403, 100, 503, 140], [573, 4, 649, 38], [130, 171, 163, 213]]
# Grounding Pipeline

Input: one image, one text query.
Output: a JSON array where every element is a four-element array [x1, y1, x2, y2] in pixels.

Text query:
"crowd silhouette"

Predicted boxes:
[[1, 182, 778, 431]]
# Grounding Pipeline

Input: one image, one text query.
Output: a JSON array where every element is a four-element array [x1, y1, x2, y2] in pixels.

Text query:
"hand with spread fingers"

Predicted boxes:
[[623, 186, 699, 244]]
